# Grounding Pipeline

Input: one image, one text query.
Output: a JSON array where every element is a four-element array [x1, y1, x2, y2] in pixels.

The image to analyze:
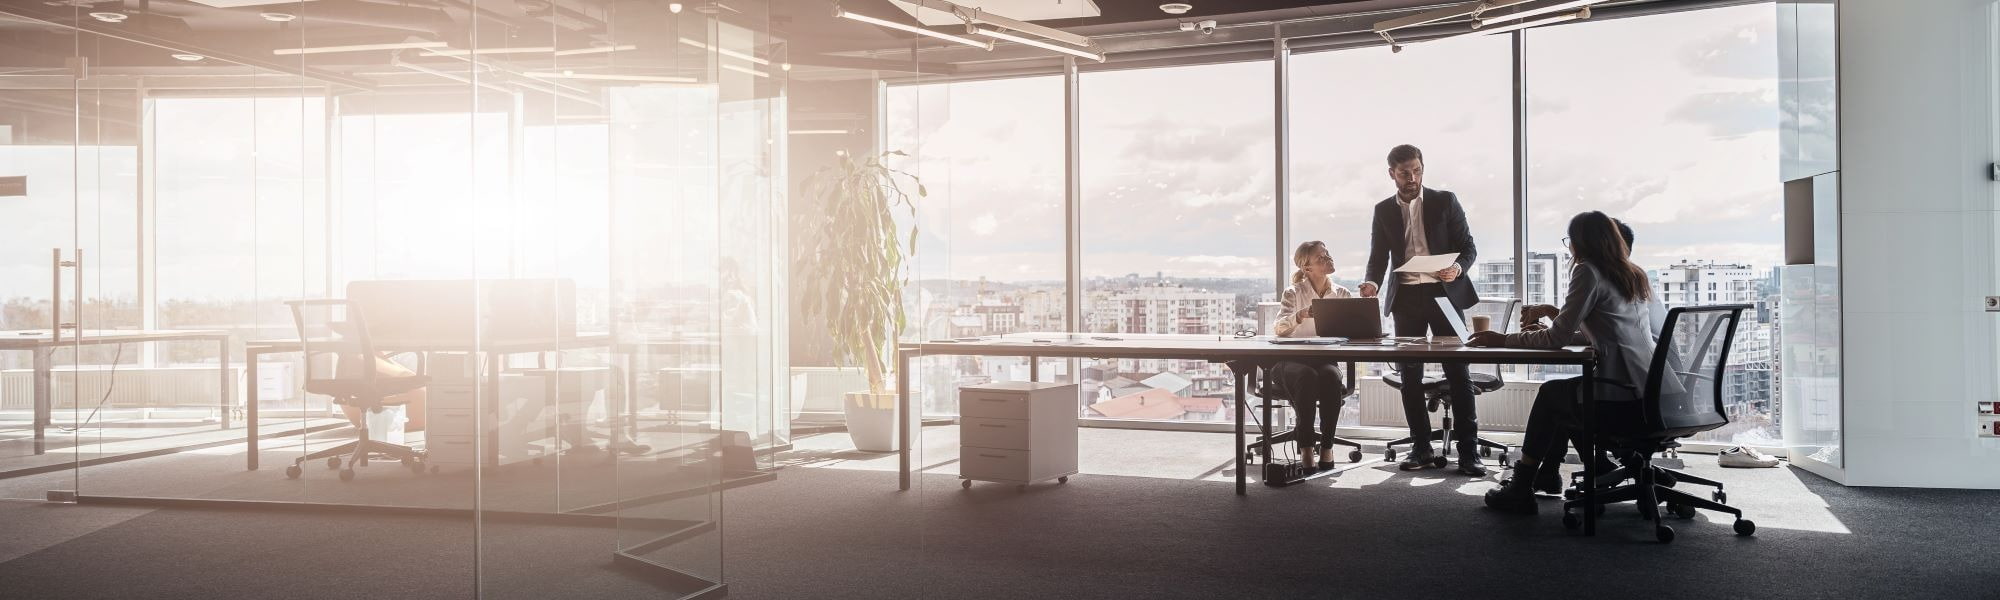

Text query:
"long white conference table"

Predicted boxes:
[[894, 333, 1610, 534]]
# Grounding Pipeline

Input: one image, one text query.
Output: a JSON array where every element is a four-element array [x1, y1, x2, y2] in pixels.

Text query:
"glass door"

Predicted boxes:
[[0, 12, 80, 499]]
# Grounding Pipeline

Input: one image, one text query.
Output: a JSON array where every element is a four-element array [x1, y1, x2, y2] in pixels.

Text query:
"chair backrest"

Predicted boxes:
[[1470, 297, 1521, 335], [1641, 304, 1749, 437], [287, 299, 376, 387]]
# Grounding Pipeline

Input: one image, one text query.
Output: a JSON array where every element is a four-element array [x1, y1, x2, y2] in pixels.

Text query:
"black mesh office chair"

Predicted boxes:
[[1383, 297, 1518, 465], [1560, 304, 1756, 543], [284, 299, 431, 482], [1244, 363, 1364, 466]]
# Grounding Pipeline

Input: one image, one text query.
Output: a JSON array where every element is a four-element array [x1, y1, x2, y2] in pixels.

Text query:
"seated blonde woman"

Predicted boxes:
[[1267, 240, 1352, 470]]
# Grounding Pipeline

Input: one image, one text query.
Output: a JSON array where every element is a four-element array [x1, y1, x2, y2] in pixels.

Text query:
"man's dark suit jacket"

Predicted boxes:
[[1364, 187, 1479, 315]]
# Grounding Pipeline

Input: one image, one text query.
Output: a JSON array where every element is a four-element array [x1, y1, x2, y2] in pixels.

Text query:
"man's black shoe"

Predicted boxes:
[[1457, 452, 1488, 477], [1399, 451, 1439, 471]]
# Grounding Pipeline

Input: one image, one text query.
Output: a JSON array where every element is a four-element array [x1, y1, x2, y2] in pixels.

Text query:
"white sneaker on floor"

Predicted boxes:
[[1717, 446, 1780, 468]]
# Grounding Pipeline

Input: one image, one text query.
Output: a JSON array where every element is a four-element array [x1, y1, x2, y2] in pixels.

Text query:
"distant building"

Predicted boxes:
[[1652, 260, 1762, 307], [1473, 252, 1566, 305]]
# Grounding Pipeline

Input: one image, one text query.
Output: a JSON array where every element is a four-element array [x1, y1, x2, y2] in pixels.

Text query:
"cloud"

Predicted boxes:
[[968, 213, 997, 236], [1667, 90, 1779, 137], [1677, 19, 1777, 80]]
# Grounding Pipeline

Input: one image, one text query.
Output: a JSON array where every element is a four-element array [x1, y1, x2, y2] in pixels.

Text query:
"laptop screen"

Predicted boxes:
[[1433, 296, 1470, 339]]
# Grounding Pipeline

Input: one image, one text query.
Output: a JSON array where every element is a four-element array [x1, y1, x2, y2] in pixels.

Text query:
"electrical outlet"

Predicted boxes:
[[1991, 162, 2000, 181], [1987, 296, 2000, 312]]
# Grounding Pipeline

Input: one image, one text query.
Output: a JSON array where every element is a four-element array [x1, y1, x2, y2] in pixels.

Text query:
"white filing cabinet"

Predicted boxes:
[[422, 374, 555, 469], [958, 381, 1078, 490]]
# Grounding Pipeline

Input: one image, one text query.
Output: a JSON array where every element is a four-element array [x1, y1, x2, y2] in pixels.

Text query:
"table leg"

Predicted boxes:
[[1028, 355, 1038, 382], [32, 348, 49, 455], [1234, 366, 1247, 496], [1581, 361, 1597, 536], [246, 349, 260, 470], [897, 349, 912, 491], [219, 337, 233, 431]]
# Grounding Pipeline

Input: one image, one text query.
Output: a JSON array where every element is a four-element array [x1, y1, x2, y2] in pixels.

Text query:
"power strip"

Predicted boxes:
[[1261, 460, 1316, 487]]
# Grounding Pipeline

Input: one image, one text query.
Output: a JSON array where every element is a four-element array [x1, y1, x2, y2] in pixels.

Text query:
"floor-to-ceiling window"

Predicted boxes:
[[1288, 34, 1517, 425], [1079, 61, 1274, 423], [1526, 3, 1783, 444], [886, 76, 1065, 418]]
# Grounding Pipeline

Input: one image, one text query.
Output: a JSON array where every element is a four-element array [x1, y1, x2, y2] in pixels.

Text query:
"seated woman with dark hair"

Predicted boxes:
[[1469, 211, 1661, 515]]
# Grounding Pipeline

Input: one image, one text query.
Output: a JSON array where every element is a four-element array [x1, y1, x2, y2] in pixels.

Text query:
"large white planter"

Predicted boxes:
[[843, 390, 899, 452]]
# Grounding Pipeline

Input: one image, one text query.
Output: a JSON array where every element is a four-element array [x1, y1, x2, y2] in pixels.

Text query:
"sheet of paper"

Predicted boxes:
[[1393, 253, 1460, 274]]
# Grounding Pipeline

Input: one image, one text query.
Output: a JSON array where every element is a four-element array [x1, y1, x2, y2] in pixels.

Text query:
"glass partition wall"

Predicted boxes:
[[0, 0, 803, 596]]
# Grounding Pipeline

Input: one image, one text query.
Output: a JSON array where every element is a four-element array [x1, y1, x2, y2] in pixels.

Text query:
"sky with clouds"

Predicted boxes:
[[891, 3, 1783, 285]]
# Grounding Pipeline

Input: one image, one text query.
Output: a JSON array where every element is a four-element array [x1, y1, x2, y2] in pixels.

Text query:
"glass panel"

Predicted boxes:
[[1526, 5, 1784, 445], [1079, 61, 1273, 423], [0, 11, 78, 498], [1287, 35, 1515, 426]]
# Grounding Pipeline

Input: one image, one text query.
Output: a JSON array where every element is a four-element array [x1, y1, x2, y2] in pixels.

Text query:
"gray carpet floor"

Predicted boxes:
[[2, 429, 1996, 599]]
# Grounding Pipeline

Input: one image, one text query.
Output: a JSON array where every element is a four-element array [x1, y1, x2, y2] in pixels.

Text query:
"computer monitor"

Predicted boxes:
[[1309, 297, 1384, 339]]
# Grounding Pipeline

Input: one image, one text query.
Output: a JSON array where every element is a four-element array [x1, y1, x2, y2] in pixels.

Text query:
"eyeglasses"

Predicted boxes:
[[1561, 236, 1571, 248]]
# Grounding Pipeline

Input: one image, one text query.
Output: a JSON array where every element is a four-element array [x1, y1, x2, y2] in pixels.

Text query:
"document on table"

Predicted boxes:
[[1393, 253, 1460, 274]]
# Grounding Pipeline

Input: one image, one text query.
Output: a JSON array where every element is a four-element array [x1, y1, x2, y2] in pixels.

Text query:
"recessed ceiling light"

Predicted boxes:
[[260, 12, 296, 22], [1159, 3, 1193, 15], [87, 11, 127, 23], [171, 53, 204, 62], [780, 62, 791, 71], [668, 3, 683, 13]]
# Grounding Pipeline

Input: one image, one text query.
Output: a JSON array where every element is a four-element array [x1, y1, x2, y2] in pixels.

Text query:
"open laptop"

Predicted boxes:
[[1431, 296, 1472, 345], [1309, 297, 1385, 340]]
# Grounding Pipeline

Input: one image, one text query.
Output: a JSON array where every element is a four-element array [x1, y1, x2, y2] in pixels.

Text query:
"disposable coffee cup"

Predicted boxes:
[[1471, 315, 1492, 332]]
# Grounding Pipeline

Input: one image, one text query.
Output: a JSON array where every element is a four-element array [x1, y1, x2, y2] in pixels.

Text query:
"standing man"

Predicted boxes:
[[1359, 144, 1486, 476]]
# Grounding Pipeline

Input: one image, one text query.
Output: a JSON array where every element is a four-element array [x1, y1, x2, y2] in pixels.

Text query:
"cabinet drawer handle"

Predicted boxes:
[[977, 423, 1008, 428], [978, 454, 1006, 459]]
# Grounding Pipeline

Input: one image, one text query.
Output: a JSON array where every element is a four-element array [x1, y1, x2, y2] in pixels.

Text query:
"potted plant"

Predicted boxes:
[[802, 150, 923, 452]]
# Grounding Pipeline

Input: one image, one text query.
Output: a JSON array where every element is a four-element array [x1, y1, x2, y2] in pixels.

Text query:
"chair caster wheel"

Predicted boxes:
[[1671, 503, 1696, 519], [1713, 490, 1727, 504], [327, 457, 341, 469], [1562, 511, 1581, 530], [1498, 453, 1509, 464], [1058, 476, 1069, 484], [406, 460, 424, 474], [338, 469, 355, 482], [285, 465, 302, 479], [1430, 456, 1448, 468], [1655, 525, 1676, 544], [1659, 472, 1679, 487], [1734, 519, 1756, 536], [1479, 447, 1491, 458], [1348, 450, 1363, 463], [1385, 449, 1397, 461], [962, 480, 972, 490]]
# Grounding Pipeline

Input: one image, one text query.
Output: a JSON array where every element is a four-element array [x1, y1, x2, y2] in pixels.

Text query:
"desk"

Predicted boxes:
[[242, 334, 615, 471], [896, 333, 1608, 534], [0, 329, 231, 455]]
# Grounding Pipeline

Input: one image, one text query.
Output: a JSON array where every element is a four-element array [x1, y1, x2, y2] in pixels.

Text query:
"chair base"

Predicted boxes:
[[1560, 450, 1753, 542], [287, 426, 424, 481], [1383, 429, 1509, 461]]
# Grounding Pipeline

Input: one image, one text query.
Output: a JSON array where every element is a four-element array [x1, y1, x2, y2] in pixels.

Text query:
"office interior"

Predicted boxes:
[[0, 0, 1994, 597]]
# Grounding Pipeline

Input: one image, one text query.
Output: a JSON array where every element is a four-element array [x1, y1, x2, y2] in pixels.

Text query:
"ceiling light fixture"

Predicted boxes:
[[259, 12, 296, 23], [423, 46, 555, 57], [1158, 3, 1192, 15], [780, 62, 791, 71], [722, 63, 769, 78], [554, 44, 637, 56], [1476, 0, 1603, 27], [171, 53, 204, 62], [274, 41, 449, 56], [527, 71, 697, 83], [87, 11, 126, 23], [669, 2, 683, 13], [678, 37, 773, 65], [833, 7, 993, 51], [1468, 6, 1588, 36], [973, 27, 1104, 62]]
